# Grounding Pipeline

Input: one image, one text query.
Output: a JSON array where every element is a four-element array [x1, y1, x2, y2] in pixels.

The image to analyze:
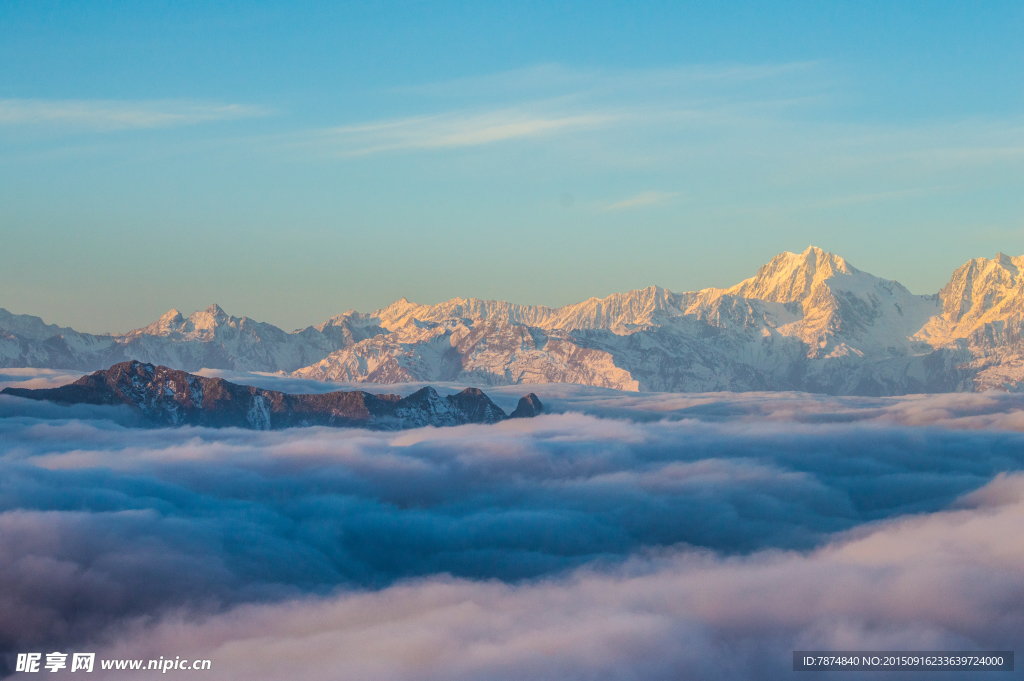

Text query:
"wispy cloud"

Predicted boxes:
[[0, 99, 270, 130], [311, 62, 819, 157], [605, 191, 680, 211], [297, 108, 616, 156]]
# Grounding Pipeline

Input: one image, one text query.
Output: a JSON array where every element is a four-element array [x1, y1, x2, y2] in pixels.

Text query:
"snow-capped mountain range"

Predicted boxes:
[[6, 246, 1024, 395]]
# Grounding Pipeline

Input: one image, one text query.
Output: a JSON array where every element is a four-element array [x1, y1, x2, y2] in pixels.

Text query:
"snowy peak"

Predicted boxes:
[[937, 252, 1024, 332], [314, 310, 360, 331], [996, 252, 1022, 275], [128, 304, 233, 339], [187, 304, 230, 334], [134, 309, 186, 337], [725, 246, 856, 304]]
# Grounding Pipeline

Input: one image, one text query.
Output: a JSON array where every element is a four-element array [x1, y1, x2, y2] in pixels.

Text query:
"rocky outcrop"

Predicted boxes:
[[509, 393, 544, 419], [1, 361, 534, 430]]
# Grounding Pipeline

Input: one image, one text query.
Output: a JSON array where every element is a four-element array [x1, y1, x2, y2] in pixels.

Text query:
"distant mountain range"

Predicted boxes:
[[2, 360, 543, 430], [5, 246, 1024, 395]]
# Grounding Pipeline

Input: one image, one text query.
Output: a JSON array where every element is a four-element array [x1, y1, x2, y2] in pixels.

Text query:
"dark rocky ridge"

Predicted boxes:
[[1, 361, 543, 430]]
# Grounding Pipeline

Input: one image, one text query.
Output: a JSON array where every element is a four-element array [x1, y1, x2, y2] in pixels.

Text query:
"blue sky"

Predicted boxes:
[[1, 1, 1022, 333]]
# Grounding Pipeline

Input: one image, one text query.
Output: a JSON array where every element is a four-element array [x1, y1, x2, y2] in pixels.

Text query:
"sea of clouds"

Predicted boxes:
[[2, 369, 1024, 679]]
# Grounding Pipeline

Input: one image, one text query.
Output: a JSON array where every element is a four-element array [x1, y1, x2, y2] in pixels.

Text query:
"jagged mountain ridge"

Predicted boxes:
[[0, 304, 384, 373], [295, 247, 959, 393], [6, 246, 1024, 395], [1, 360, 542, 430]]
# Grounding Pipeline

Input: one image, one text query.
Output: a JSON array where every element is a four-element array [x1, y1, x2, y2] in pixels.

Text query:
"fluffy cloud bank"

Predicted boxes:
[[3, 375, 1024, 678], [82, 474, 1024, 680]]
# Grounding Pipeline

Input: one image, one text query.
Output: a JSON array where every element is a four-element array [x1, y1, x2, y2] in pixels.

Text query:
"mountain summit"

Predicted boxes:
[[725, 245, 856, 304], [5, 247, 1024, 395]]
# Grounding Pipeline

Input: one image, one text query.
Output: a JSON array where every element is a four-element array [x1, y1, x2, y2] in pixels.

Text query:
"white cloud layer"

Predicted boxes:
[[3, 377, 1024, 678]]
